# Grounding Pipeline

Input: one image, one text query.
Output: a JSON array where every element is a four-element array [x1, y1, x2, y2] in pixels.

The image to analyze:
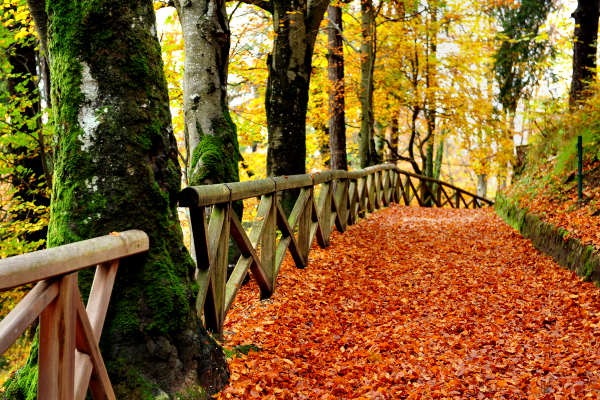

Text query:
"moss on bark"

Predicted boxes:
[[189, 108, 239, 187], [3, 0, 228, 398]]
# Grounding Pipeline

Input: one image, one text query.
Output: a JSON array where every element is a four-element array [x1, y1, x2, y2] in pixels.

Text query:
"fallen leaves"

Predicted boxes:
[[216, 205, 600, 399], [509, 159, 600, 251]]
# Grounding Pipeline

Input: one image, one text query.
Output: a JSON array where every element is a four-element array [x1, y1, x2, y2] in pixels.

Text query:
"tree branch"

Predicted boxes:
[[379, 136, 421, 175], [326, 15, 359, 52], [231, 0, 273, 14]]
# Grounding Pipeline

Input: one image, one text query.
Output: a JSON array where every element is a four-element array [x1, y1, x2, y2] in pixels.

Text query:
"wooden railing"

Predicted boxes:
[[0, 230, 149, 400], [178, 163, 492, 334]]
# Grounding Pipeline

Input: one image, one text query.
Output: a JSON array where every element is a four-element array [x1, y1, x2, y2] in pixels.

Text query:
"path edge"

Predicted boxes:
[[495, 193, 600, 285]]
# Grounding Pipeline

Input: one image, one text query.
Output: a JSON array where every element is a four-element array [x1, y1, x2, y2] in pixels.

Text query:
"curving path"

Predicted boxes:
[[217, 205, 600, 399]]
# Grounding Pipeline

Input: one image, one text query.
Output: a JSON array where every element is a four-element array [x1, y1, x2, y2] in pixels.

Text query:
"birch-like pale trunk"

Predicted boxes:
[[174, 0, 240, 187]]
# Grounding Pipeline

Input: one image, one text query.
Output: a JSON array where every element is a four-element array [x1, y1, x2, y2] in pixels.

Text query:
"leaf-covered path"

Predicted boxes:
[[217, 205, 600, 399]]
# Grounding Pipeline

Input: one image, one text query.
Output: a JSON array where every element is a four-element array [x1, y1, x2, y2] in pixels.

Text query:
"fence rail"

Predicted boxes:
[[179, 163, 492, 334], [0, 230, 149, 400]]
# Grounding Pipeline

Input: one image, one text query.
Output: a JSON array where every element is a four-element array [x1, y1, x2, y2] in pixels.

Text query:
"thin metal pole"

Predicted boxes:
[[577, 135, 583, 204]]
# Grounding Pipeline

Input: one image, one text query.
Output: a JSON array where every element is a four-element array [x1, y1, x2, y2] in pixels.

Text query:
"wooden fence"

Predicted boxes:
[[178, 163, 493, 334], [0, 230, 148, 400]]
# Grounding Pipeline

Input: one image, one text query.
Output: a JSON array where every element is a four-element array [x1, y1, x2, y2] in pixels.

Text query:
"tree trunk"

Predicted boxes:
[[326, 4, 347, 171], [174, 0, 240, 187], [4, 19, 50, 249], [359, 0, 378, 168], [6, 0, 229, 398], [384, 116, 398, 162], [569, 0, 600, 106], [423, 0, 437, 179], [477, 174, 488, 198], [266, 0, 329, 177]]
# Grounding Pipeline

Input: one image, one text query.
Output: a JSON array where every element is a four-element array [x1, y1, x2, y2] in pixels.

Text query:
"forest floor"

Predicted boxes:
[[216, 205, 600, 399]]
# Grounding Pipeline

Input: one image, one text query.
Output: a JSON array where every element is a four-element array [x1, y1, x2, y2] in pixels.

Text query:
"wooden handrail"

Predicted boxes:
[[178, 163, 492, 334], [0, 230, 149, 290], [0, 230, 149, 400], [179, 164, 493, 207]]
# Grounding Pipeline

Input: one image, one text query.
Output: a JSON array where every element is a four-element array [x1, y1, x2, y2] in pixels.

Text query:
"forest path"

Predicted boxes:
[[217, 205, 600, 399]]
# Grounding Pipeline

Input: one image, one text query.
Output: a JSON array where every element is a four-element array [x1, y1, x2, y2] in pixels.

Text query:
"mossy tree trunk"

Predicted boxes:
[[5, 0, 228, 398], [173, 0, 240, 188]]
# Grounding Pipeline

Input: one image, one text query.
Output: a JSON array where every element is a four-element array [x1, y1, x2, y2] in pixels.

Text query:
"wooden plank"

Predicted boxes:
[[421, 180, 442, 207], [385, 170, 394, 204], [439, 186, 452, 208], [261, 195, 277, 293], [287, 187, 310, 230], [178, 184, 231, 207], [407, 177, 423, 206], [196, 205, 225, 315], [39, 284, 60, 400], [398, 174, 409, 205], [316, 182, 332, 245], [366, 174, 375, 212], [459, 191, 469, 208], [372, 171, 381, 209], [0, 230, 148, 291], [333, 179, 348, 232], [393, 167, 493, 205], [39, 273, 77, 400], [310, 195, 327, 248], [0, 280, 58, 355], [357, 177, 366, 215], [225, 179, 275, 202], [227, 211, 272, 306], [296, 189, 313, 262], [275, 202, 305, 269], [75, 260, 119, 400], [248, 195, 274, 248], [59, 274, 77, 400], [347, 180, 357, 224], [189, 206, 210, 269], [206, 203, 230, 333], [74, 294, 116, 400]]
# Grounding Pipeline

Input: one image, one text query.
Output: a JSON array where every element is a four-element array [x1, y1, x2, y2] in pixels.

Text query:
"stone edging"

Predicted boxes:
[[495, 194, 600, 285]]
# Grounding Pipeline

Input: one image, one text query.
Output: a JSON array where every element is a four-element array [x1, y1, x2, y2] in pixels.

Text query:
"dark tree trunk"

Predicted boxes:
[[359, 0, 378, 168], [5, 0, 228, 398], [326, 4, 347, 171], [384, 115, 399, 162], [265, 0, 330, 177], [569, 0, 600, 106]]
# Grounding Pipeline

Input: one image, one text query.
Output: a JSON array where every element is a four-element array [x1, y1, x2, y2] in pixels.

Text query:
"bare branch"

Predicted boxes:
[[230, 0, 273, 14], [326, 15, 359, 52], [379, 136, 421, 175]]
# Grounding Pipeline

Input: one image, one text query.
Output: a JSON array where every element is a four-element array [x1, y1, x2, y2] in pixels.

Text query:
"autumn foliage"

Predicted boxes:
[[217, 205, 600, 399]]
